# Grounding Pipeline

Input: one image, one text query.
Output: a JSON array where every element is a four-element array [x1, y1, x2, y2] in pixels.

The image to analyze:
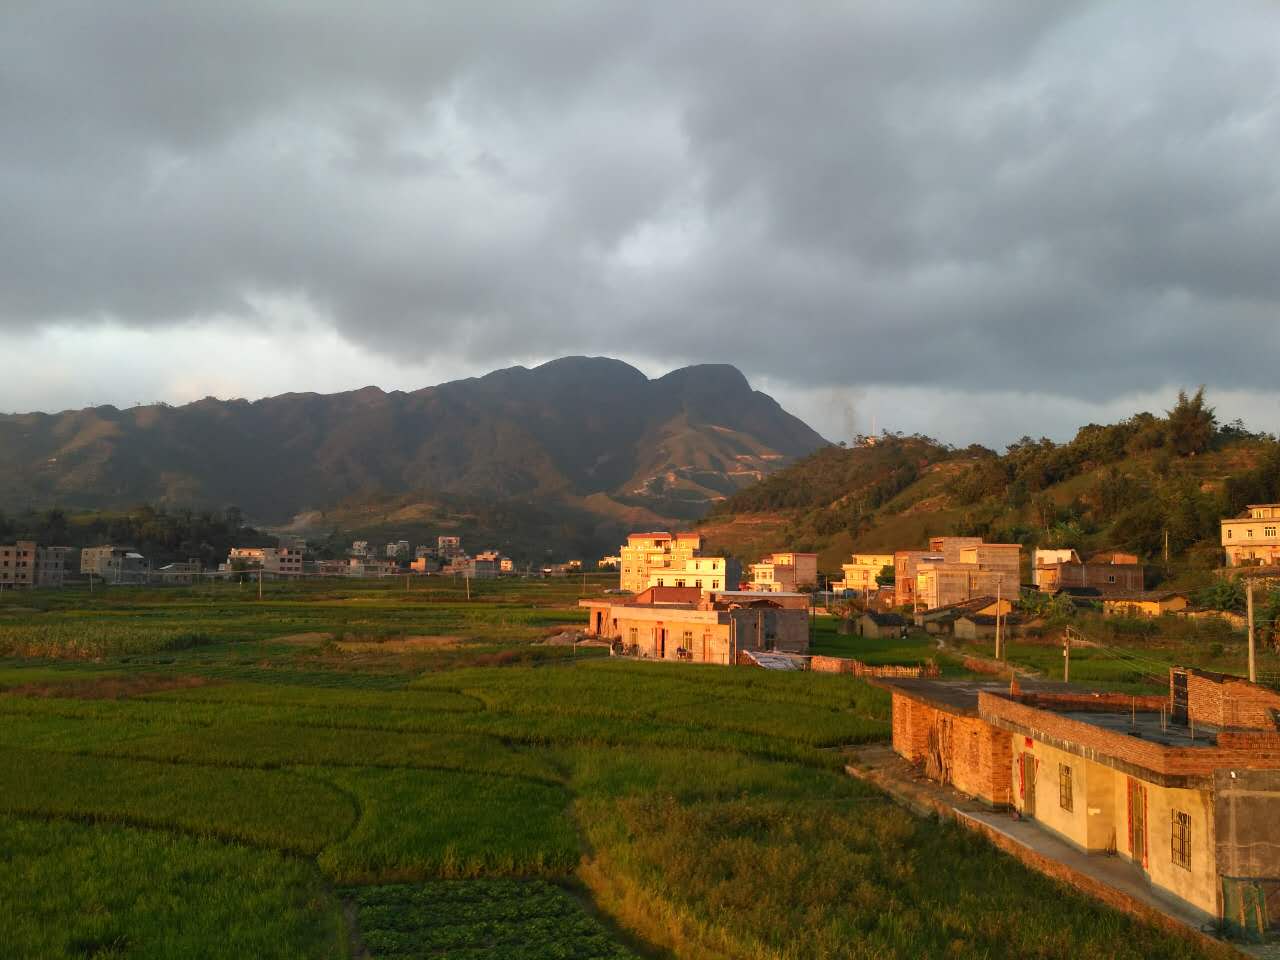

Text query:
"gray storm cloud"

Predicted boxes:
[[2, 0, 1279, 407]]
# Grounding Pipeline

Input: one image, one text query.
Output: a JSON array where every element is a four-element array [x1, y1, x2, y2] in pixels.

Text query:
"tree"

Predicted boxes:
[[876, 564, 895, 586], [1166, 387, 1216, 457]]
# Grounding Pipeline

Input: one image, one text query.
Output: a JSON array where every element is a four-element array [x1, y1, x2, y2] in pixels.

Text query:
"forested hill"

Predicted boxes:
[[0, 357, 825, 532], [699, 390, 1280, 581]]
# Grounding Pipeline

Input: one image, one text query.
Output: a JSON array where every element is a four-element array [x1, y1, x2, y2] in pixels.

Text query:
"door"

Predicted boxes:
[[1171, 670, 1188, 723], [1127, 778, 1148, 868], [658, 628, 666, 659], [1021, 753, 1037, 818]]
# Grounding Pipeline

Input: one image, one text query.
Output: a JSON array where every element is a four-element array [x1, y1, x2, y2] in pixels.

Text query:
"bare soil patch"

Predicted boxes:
[[335, 635, 464, 653]]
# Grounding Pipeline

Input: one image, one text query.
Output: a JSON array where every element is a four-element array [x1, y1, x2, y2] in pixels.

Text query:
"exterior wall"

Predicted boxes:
[[1033, 549, 1079, 587], [1183, 669, 1280, 731], [837, 554, 894, 594], [1102, 595, 1188, 618], [583, 600, 807, 663], [958, 544, 1022, 579], [1222, 506, 1280, 566], [648, 555, 733, 592], [894, 551, 944, 607], [890, 692, 1011, 806], [1039, 562, 1144, 595], [620, 533, 702, 592], [80, 546, 145, 583], [916, 566, 1018, 611], [1110, 774, 1218, 917], [929, 537, 983, 563]]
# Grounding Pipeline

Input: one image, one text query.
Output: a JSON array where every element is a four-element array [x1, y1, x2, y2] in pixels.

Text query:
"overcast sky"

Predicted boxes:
[[4, 2, 1279, 447]]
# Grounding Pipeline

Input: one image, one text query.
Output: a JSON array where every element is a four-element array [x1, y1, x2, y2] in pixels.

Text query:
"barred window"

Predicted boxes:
[[1059, 764, 1073, 812], [1171, 810, 1191, 870]]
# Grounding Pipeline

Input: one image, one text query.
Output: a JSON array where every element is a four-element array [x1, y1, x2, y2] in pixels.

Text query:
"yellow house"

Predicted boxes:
[[1101, 592, 1189, 618], [619, 532, 703, 593], [647, 555, 737, 593], [834, 553, 894, 594], [748, 552, 817, 592], [1221, 504, 1280, 567]]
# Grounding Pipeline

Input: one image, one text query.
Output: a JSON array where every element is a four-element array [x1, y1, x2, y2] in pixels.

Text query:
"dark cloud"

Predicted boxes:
[[2, 0, 1279, 413]]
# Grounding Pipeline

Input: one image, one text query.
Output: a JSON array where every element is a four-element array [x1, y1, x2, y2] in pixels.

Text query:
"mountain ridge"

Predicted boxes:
[[0, 357, 828, 544]]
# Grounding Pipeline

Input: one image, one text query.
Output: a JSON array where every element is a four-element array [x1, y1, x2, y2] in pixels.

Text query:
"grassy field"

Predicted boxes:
[[0, 578, 1237, 959]]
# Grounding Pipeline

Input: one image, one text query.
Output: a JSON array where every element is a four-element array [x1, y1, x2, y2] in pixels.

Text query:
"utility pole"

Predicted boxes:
[[994, 579, 1003, 660], [1063, 629, 1070, 683], [465, 576, 471, 601], [1247, 578, 1257, 683], [258, 567, 263, 601]]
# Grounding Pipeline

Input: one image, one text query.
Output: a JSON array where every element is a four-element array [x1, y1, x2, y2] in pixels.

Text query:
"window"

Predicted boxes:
[[1171, 810, 1191, 870], [682, 630, 693, 646], [675, 579, 685, 588], [1107, 575, 1116, 584], [1228, 530, 1234, 539], [1248, 528, 1255, 538], [1059, 764, 1073, 812], [1267, 527, 1277, 538], [627, 627, 638, 646]]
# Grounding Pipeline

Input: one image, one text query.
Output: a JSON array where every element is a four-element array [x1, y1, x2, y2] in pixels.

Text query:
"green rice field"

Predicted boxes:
[[0, 578, 1232, 958]]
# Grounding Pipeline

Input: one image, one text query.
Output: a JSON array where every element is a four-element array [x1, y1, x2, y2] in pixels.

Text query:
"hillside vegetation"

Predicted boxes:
[[0, 358, 824, 557], [702, 389, 1279, 585]]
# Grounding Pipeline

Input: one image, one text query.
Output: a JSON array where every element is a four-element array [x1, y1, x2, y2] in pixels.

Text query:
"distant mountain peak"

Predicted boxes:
[[0, 357, 828, 533]]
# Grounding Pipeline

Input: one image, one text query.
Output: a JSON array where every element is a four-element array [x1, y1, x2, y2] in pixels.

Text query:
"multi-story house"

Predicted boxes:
[[0, 541, 67, 588], [748, 552, 818, 593], [226, 546, 303, 577], [437, 536, 463, 561], [619, 532, 703, 593], [1037, 551, 1144, 596], [385, 541, 411, 561], [646, 555, 739, 593], [351, 540, 371, 558], [81, 546, 147, 584], [1221, 504, 1280, 567], [834, 553, 895, 595]]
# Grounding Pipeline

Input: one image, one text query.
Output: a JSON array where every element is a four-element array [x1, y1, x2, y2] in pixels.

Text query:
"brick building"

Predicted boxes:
[[226, 546, 303, 577], [581, 588, 809, 664], [883, 669, 1280, 935], [1037, 551, 1144, 596]]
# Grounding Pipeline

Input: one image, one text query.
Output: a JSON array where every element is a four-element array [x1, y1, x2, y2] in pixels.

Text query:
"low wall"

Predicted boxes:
[[811, 655, 940, 679]]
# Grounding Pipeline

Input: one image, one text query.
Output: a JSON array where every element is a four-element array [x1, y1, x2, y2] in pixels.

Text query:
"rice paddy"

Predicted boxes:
[[0, 578, 1223, 958]]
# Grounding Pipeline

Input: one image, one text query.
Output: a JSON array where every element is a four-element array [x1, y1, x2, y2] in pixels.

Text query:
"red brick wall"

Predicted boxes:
[[1185, 669, 1280, 731], [890, 692, 1009, 805], [979, 692, 1280, 777]]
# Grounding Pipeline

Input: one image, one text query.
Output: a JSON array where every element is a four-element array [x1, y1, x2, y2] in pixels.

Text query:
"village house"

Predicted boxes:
[[881, 669, 1280, 937], [81, 545, 147, 584], [915, 595, 1012, 634], [953, 612, 1029, 642], [157, 560, 202, 584], [437, 536, 464, 561], [597, 555, 621, 570], [646, 553, 740, 592], [893, 551, 946, 608], [0, 541, 67, 588], [1032, 548, 1079, 587], [619, 531, 705, 592], [747, 551, 818, 593], [385, 540, 411, 561], [1101, 591, 1190, 619], [225, 546, 303, 578], [899, 539, 1022, 612], [834, 553, 895, 595], [1037, 550, 1145, 596], [858, 610, 908, 640], [1221, 504, 1280, 567], [581, 587, 809, 664]]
